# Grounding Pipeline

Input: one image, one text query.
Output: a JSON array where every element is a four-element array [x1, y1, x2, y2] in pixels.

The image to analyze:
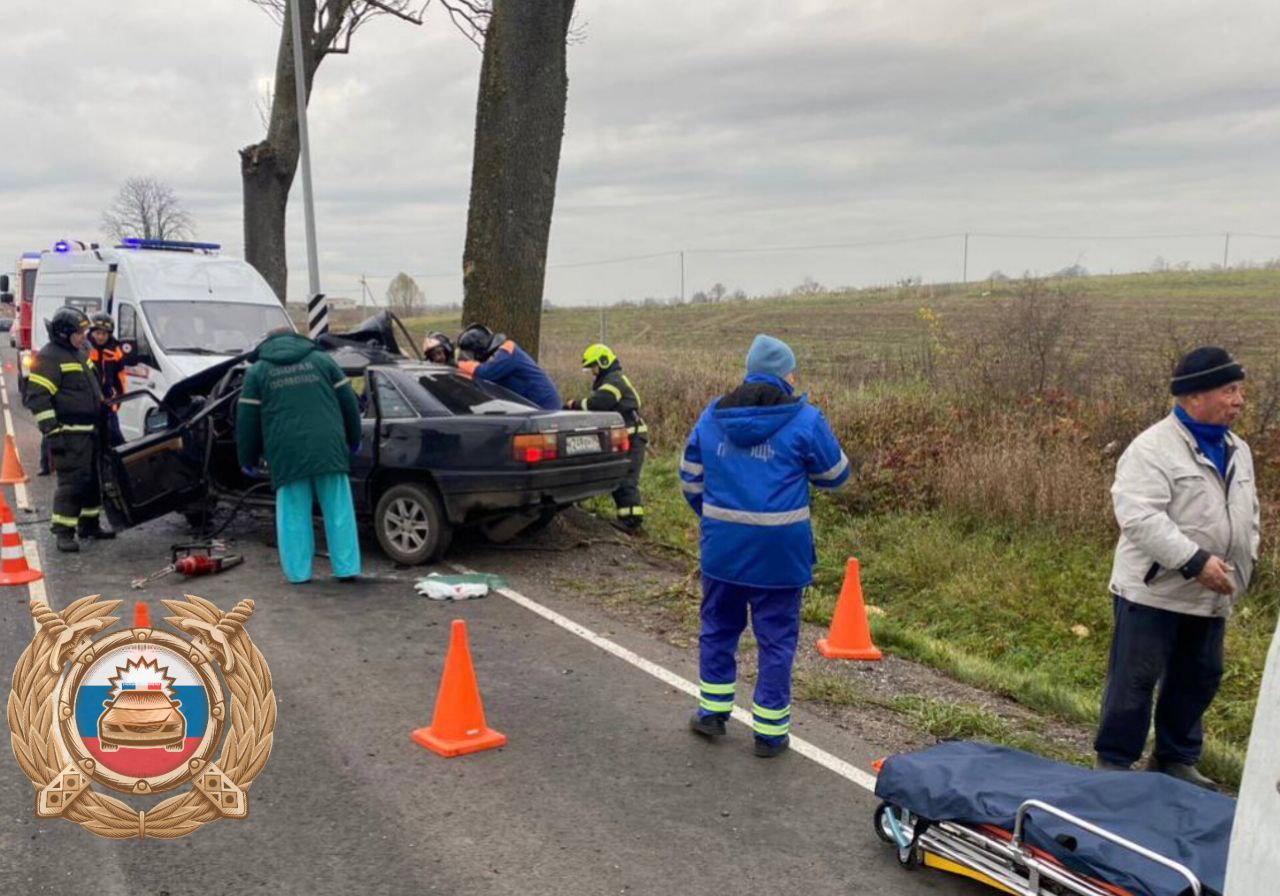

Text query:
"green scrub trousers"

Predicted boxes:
[[276, 472, 361, 583]]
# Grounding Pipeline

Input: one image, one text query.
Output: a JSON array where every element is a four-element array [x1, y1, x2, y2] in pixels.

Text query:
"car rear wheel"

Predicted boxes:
[[374, 482, 451, 565]]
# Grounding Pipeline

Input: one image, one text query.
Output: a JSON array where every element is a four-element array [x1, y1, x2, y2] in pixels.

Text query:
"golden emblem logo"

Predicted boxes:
[[7, 595, 274, 839]]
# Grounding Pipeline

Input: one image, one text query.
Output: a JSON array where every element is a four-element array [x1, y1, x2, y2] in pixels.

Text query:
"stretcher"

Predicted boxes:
[[872, 742, 1235, 896]]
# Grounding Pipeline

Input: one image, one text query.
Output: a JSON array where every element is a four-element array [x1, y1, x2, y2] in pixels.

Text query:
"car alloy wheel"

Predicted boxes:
[[373, 481, 452, 565], [385, 496, 431, 554]]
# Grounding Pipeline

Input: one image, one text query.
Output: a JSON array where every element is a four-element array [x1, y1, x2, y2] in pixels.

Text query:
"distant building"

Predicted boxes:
[[287, 296, 362, 312]]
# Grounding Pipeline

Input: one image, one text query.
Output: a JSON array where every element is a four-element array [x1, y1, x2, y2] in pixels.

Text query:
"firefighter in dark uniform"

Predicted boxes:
[[87, 313, 127, 446], [565, 344, 647, 532], [23, 307, 115, 552]]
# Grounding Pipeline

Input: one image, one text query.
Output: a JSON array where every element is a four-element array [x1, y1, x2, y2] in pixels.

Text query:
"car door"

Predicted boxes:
[[369, 370, 421, 472], [99, 393, 218, 529]]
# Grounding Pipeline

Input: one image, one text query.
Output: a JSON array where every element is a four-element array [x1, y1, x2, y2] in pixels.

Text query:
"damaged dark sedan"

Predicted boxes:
[[100, 314, 632, 564]]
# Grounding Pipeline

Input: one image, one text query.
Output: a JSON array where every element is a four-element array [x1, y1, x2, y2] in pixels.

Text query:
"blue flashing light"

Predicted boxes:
[[53, 240, 71, 253], [21, 251, 41, 260], [119, 238, 221, 252]]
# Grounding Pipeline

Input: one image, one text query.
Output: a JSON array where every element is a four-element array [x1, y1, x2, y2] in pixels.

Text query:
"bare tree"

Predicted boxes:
[[974, 279, 1094, 399], [101, 177, 195, 243], [448, 0, 577, 359], [385, 272, 426, 316], [240, 1, 426, 302]]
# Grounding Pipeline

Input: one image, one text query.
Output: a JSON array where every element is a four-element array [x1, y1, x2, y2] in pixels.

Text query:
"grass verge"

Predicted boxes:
[[598, 453, 1267, 787]]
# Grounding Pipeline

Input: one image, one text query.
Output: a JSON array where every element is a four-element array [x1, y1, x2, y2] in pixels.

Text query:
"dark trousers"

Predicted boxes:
[[1094, 594, 1225, 767], [697, 576, 804, 743], [613, 435, 646, 523], [50, 431, 103, 535]]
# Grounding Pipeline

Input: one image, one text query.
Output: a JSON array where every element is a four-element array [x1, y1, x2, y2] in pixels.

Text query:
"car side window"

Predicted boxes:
[[117, 303, 151, 362], [372, 373, 418, 419]]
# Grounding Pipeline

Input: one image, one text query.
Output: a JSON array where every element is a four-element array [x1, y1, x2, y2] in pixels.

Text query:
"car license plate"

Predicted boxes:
[[565, 434, 601, 456]]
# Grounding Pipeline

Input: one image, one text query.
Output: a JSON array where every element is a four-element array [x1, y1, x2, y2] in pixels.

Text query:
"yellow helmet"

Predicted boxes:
[[581, 343, 616, 369]]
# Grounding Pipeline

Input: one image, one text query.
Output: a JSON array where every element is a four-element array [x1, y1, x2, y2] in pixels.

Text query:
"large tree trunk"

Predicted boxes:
[[461, 0, 575, 359], [240, 0, 324, 304]]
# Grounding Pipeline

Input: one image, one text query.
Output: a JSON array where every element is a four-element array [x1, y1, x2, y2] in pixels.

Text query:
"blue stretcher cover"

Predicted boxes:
[[874, 742, 1235, 896]]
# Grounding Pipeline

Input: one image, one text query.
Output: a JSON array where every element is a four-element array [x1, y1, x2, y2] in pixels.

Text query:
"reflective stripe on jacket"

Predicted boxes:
[[23, 341, 103, 435], [681, 375, 850, 588], [579, 363, 646, 436], [1109, 412, 1259, 617]]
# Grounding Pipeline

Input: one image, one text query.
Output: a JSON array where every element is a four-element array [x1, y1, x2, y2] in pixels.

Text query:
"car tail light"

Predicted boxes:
[[609, 426, 629, 454], [514, 433, 559, 463]]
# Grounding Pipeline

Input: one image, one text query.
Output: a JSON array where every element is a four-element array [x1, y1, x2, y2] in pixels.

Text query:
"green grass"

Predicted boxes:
[[410, 268, 1280, 789], [790, 669, 1085, 765], [613, 454, 1268, 786]]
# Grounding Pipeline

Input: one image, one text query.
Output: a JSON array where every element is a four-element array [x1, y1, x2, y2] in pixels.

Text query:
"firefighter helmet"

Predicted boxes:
[[456, 323, 505, 362], [581, 344, 616, 369], [46, 306, 91, 347], [422, 331, 455, 364], [89, 312, 115, 334]]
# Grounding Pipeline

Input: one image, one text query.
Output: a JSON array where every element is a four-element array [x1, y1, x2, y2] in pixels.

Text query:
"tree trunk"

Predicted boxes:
[[240, 143, 293, 302], [240, 0, 324, 304], [461, 0, 575, 360]]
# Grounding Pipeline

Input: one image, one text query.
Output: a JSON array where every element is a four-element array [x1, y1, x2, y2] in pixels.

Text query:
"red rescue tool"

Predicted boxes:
[[130, 543, 245, 590]]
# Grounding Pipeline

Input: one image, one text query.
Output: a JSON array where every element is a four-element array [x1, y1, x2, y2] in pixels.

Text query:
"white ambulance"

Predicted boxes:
[[28, 239, 293, 441]]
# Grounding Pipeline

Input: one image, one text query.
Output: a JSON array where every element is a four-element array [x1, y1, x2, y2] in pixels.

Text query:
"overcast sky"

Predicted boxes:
[[4, 0, 1279, 306]]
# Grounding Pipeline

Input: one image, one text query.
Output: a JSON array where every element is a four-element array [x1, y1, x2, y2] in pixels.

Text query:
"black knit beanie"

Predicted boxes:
[[1171, 346, 1245, 396]]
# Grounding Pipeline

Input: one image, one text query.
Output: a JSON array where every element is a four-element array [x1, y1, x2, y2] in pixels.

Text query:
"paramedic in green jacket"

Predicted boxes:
[[236, 329, 364, 583]]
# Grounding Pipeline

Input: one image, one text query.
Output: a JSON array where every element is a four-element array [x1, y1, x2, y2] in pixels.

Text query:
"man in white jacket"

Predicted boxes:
[[1095, 346, 1260, 789]]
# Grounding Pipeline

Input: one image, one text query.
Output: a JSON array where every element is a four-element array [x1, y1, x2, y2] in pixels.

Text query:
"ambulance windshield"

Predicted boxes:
[[142, 301, 291, 355]]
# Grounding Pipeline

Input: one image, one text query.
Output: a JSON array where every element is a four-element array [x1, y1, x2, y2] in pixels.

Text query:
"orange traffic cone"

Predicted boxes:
[[0, 490, 41, 585], [133, 601, 152, 629], [816, 557, 882, 661], [0, 434, 28, 485], [411, 619, 507, 757]]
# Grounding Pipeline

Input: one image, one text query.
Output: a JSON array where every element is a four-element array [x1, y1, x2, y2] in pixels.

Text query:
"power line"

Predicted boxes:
[[329, 228, 1280, 287], [971, 231, 1228, 241], [687, 234, 963, 254]]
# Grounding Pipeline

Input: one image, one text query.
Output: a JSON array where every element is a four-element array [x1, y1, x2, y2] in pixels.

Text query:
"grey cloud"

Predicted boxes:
[[5, 0, 1280, 307]]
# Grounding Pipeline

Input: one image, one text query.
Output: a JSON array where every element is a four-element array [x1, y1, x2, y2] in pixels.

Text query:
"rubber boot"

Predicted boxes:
[[55, 531, 79, 553]]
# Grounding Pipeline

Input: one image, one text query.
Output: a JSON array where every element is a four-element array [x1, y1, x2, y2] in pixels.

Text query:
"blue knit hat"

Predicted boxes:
[[746, 334, 796, 378]]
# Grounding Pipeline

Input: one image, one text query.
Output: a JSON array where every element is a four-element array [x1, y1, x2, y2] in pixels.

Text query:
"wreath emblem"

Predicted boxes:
[[7, 595, 274, 839]]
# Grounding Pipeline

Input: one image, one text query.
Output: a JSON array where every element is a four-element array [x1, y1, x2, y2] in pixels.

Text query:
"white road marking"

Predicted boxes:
[[0, 369, 45, 621], [448, 561, 880, 795]]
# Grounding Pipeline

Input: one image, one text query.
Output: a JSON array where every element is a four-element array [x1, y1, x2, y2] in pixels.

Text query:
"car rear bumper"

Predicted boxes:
[[433, 457, 632, 521]]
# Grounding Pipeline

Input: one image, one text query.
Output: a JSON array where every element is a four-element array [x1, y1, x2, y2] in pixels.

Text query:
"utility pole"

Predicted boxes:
[[679, 251, 685, 303], [600, 306, 607, 342], [1223, 233, 1231, 270], [288, 0, 325, 336], [962, 233, 970, 284], [359, 274, 368, 312]]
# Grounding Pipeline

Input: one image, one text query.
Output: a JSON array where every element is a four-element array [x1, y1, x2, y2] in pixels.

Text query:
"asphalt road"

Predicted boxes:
[[0, 348, 983, 896]]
